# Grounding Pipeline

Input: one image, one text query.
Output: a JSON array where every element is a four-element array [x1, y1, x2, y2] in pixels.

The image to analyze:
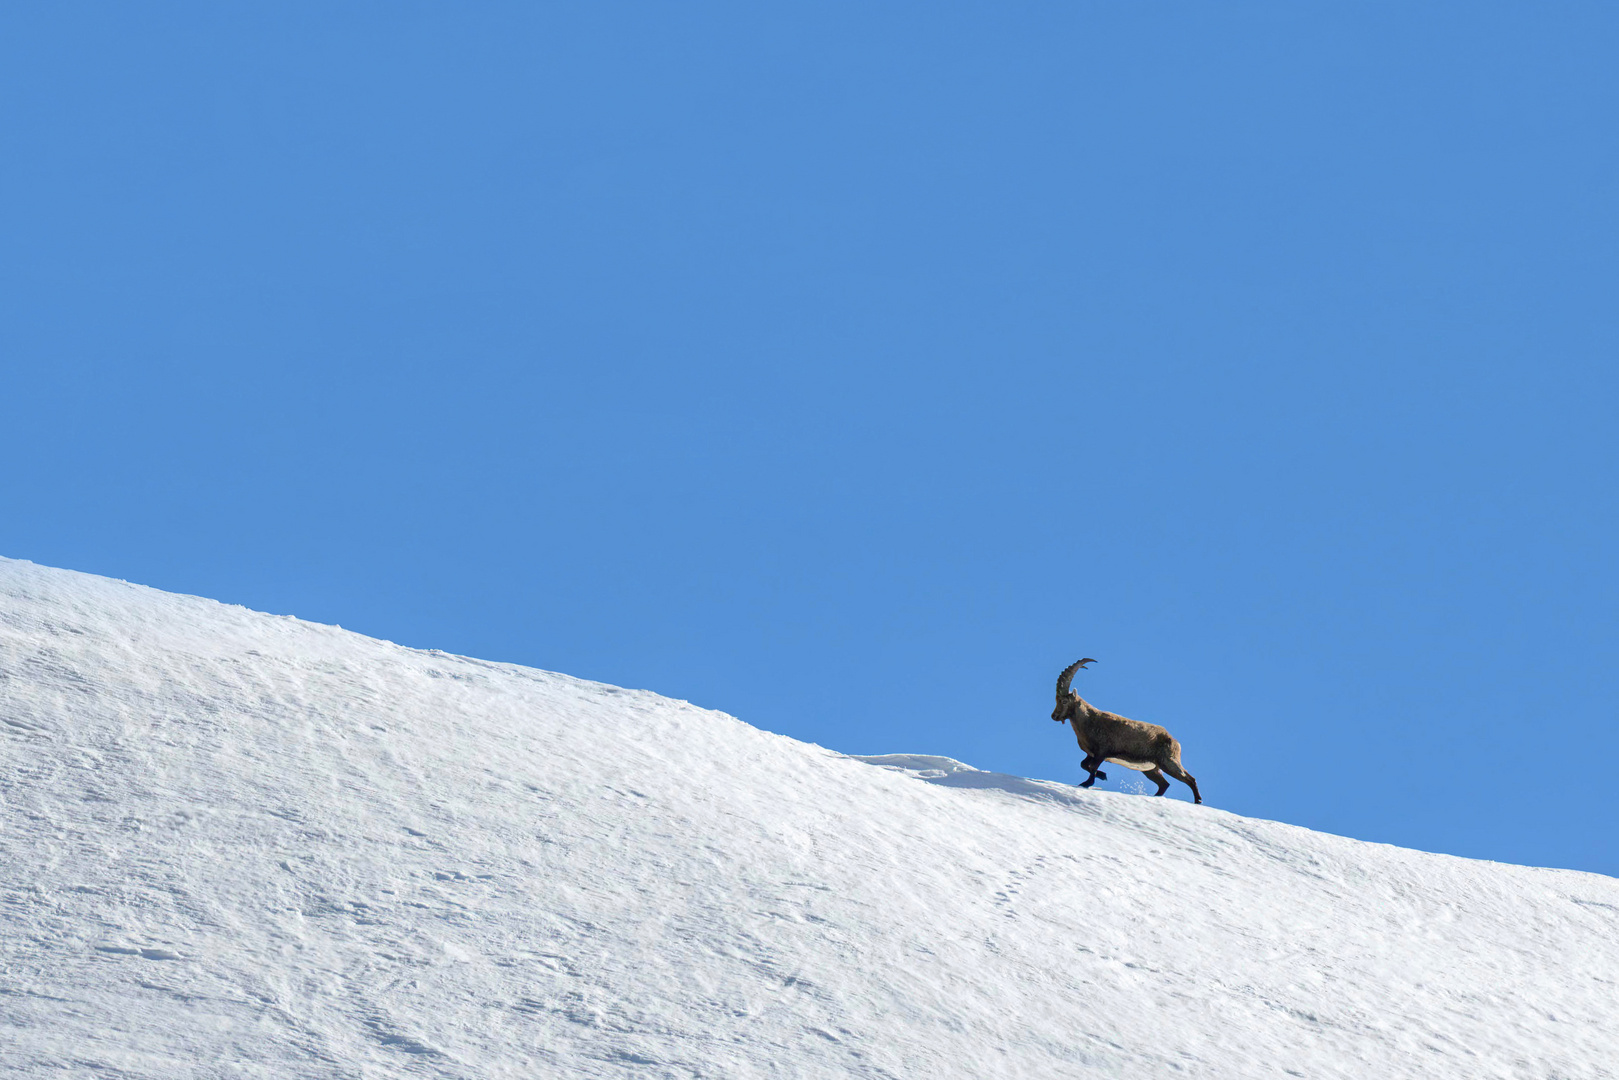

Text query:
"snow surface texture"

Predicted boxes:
[[1, 558, 1615, 1079]]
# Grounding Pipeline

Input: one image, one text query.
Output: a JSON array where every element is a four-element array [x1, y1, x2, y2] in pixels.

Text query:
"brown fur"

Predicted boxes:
[[1051, 659, 1201, 803]]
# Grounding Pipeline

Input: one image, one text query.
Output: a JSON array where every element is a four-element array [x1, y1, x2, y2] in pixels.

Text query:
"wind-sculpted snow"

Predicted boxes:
[[0, 558, 1615, 1079]]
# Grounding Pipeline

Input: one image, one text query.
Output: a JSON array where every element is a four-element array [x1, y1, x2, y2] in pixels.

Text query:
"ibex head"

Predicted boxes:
[[1052, 658, 1097, 722]]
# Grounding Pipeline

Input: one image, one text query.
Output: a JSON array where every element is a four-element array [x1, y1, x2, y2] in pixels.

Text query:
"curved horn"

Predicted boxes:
[[1055, 658, 1097, 699]]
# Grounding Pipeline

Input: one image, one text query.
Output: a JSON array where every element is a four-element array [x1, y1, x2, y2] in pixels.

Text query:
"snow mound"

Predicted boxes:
[[1, 557, 1614, 1078]]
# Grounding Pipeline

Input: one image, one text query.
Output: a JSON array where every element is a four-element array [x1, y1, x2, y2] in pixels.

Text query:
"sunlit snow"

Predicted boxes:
[[1, 558, 1614, 1078]]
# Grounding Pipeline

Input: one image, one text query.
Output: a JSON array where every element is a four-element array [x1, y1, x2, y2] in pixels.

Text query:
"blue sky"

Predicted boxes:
[[3, 3, 1615, 876]]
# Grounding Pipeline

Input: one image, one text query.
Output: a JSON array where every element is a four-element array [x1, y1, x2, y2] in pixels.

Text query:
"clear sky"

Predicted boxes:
[[2, 3, 1615, 877]]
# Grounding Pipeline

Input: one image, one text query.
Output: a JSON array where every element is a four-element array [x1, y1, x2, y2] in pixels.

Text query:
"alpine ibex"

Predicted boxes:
[[1052, 659, 1202, 803]]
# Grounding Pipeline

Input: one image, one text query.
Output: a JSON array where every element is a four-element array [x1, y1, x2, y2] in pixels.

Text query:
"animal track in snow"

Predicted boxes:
[[991, 855, 1049, 918]]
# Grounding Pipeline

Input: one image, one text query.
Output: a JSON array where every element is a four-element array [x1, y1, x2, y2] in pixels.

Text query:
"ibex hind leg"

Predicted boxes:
[[1143, 767, 1170, 797], [1160, 761, 1201, 804]]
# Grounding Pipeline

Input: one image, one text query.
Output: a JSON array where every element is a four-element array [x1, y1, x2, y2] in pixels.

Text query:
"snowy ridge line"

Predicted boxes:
[[1, 555, 1616, 1079]]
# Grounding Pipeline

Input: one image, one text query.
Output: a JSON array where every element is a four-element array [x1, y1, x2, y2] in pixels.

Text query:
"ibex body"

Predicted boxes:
[[1052, 659, 1201, 803]]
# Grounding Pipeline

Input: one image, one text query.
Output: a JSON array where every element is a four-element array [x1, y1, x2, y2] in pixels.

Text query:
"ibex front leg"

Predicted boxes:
[[1078, 753, 1108, 788]]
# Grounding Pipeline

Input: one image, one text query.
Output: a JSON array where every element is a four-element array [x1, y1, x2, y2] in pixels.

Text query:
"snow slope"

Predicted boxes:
[[1, 558, 1615, 1079]]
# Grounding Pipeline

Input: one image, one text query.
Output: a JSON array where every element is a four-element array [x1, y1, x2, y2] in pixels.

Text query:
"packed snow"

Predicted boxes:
[[0, 557, 1614, 1078]]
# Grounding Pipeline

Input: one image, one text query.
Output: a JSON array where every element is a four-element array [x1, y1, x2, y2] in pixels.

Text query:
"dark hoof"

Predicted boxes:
[[1095, 771, 1108, 781], [1079, 778, 1096, 788]]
